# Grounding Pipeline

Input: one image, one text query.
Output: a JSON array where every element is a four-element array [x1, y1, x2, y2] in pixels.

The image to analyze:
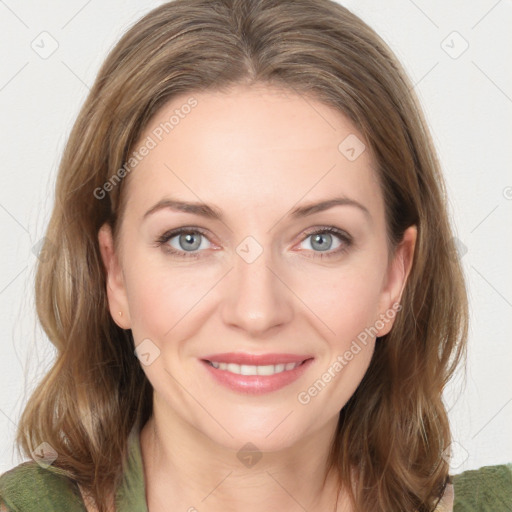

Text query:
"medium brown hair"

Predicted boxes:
[[14, 1, 468, 510]]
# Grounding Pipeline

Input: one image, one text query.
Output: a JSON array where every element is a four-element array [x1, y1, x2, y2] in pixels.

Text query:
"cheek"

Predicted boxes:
[[303, 258, 387, 408], [295, 259, 386, 344], [123, 257, 195, 340], [296, 274, 381, 412]]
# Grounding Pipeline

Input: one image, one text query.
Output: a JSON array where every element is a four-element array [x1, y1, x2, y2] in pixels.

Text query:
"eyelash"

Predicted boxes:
[[155, 226, 353, 261]]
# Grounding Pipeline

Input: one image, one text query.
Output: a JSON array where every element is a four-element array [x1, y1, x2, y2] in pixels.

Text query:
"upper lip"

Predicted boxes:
[[202, 352, 313, 366]]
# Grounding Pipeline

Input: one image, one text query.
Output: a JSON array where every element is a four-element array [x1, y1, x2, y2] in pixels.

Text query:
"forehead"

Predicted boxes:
[[122, 84, 384, 224]]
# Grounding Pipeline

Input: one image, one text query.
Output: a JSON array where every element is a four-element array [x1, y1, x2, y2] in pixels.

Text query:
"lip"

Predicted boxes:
[[200, 354, 314, 395]]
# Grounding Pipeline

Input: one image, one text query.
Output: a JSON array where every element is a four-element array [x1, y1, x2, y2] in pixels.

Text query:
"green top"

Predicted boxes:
[[0, 424, 148, 512], [0, 424, 511, 511]]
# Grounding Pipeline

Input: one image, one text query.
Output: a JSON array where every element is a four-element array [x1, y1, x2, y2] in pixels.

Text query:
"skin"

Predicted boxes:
[[98, 83, 417, 512]]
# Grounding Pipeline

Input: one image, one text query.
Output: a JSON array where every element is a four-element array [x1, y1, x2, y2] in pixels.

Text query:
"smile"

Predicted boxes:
[[200, 354, 314, 394], [206, 361, 304, 375]]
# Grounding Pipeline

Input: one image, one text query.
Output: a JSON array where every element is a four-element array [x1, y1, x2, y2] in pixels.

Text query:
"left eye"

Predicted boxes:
[[297, 227, 353, 259], [299, 229, 344, 252]]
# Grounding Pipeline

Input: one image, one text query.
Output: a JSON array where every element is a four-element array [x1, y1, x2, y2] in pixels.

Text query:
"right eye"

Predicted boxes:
[[155, 227, 213, 259]]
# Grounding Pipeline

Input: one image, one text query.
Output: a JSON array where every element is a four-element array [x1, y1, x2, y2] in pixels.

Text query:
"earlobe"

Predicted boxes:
[[376, 225, 417, 337], [98, 223, 131, 329]]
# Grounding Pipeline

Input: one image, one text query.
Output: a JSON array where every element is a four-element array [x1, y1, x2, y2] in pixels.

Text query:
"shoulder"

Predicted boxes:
[[452, 462, 512, 511], [0, 461, 86, 512]]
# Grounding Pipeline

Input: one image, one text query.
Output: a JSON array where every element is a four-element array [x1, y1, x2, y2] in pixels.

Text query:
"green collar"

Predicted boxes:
[[115, 422, 148, 511]]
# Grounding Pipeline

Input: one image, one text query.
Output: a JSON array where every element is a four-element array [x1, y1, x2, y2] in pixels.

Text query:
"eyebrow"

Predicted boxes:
[[143, 196, 371, 222]]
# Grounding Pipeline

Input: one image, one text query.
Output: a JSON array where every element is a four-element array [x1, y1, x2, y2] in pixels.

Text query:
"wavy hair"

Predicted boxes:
[[14, 1, 468, 510]]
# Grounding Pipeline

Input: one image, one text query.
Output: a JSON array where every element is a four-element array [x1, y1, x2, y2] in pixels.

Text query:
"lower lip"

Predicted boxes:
[[200, 358, 314, 395]]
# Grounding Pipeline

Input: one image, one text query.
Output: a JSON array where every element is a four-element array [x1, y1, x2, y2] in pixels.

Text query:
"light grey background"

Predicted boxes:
[[1, 0, 511, 475]]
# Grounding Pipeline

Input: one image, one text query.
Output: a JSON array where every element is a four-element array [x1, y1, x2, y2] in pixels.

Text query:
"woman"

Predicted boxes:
[[1, 0, 510, 511]]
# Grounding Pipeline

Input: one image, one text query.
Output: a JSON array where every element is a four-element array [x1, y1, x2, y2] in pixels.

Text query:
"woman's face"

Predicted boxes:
[[99, 84, 416, 451]]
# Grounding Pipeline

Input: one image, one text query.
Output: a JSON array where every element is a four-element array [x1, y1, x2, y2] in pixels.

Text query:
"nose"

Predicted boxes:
[[220, 240, 294, 336]]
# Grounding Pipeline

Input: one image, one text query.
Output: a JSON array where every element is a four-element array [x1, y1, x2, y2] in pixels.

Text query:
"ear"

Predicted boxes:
[[375, 225, 417, 337], [98, 223, 132, 329]]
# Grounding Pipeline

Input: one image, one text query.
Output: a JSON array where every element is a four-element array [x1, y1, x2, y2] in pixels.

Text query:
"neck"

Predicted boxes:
[[139, 402, 352, 512]]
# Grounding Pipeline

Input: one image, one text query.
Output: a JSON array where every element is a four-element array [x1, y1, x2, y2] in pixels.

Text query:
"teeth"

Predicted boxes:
[[209, 361, 302, 375], [257, 365, 275, 376]]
